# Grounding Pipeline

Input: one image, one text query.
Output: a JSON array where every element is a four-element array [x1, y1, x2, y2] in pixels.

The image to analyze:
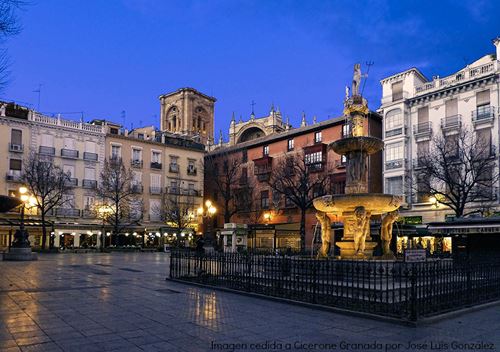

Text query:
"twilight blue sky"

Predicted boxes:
[[1, 0, 500, 139]]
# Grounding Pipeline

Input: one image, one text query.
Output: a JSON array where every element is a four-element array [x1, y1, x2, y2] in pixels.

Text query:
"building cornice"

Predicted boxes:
[[158, 87, 217, 102], [380, 68, 428, 85]]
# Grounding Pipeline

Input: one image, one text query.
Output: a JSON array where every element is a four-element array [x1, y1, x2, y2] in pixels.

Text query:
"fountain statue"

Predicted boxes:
[[313, 64, 403, 259], [381, 210, 399, 259], [315, 211, 331, 258]]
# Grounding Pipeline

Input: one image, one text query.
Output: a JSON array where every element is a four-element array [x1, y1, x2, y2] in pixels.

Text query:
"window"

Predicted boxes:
[[132, 171, 142, 185], [272, 191, 281, 207], [305, 151, 323, 165], [287, 139, 294, 151], [260, 190, 269, 209], [391, 81, 403, 101], [84, 196, 95, 210], [138, 133, 144, 140], [331, 174, 345, 195], [9, 158, 21, 171], [132, 148, 142, 161], [149, 199, 161, 221], [341, 155, 347, 164], [476, 90, 490, 107], [263, 145, 269, 156], [385, 176, 403, 195], [342, 124, 350, 138], [417, 106, 429, 124], [477, 128, 492, 157], [188, 159, 196, 174], [151, 174, 161, 187], [110, 128, 118, 135], [242, 149, 248, 163], [314, 131, 322, 143], [170, 156, 179, 172], [152, 151, 161, 163], [445, 98, 458, 117], [63, 165, 75, 178], [10, 129, 22, 145], [111, 145, 121, 158], [170, 180, 178, 193], [41, 134, 54, 147], [385, 109, 403, 136], [313, 184, 324, 198], [385, 142, 403, 161], [84, 167, 96, 180], [63, 137, 75, 150], [85, 141, 96, 153]]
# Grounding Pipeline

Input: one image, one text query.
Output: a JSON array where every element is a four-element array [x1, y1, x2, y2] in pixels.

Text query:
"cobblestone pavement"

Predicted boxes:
[[0, 253, 499, 352]]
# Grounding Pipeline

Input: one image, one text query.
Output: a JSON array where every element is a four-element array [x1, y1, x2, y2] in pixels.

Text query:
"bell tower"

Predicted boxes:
[[159, 88, 216, 144]]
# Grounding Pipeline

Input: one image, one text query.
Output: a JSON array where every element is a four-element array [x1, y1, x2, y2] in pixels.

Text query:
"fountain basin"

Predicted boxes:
[[330, 136, 384, 155], [313, 193, 403, 215]]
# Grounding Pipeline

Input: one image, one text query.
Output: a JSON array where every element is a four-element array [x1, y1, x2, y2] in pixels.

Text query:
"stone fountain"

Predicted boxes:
[[313, 64, 403, 259]]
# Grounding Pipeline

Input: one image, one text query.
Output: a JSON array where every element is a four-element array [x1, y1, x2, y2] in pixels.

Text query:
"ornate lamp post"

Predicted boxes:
[[197, 200, 217, 246], [4, 186, 38, 261]]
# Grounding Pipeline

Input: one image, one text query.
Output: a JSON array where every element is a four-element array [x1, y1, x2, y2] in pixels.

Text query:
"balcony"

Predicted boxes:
[[150, 162, 162, 170], [131, 159, 143, 168], [39, 146, 55, 156], [187, 167, 197, 176], [256, 173, 271, 182], [166, 186, 180, 195], [169, 164, 179, 173], [412, 157, 426, 170], [385, 127, 405, 138], [253, 155, 273, 182], [65, 178, 78, 187], [61, 149, 79, 159], [413, 121, 432, 141], [5, 171, 22, 182], [380, 90, 409, 105], [472, 106, 495, 127], [131, 184, 143, 193], [83, 152, 98, 162], [441, 114, 462, 132], [110, 155, 122, 164], [385, 159, 405, 170], [82, 209, 96, 218], [165, 187, 201, 197], [55, 208, 80, 217], [82, 179, 97, 189], [150, 186, 162, 195], [306, 162, 325, 172], [9, 143, 23, 153]]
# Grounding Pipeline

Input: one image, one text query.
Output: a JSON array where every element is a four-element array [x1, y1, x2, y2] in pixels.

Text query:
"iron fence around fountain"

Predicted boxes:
[[169, 250, 500, 322]]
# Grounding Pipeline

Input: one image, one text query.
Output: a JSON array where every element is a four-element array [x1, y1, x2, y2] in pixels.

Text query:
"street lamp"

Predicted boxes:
[[12, 186, 36, 248], [197, 200, 217, 246]]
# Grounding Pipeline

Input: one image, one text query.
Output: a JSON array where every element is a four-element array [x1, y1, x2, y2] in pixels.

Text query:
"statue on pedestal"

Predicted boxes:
[[381, 210, 399, 258], [315, 211, 331, 258], [353, 206, 370, 256], [352, 63, 361, 96]]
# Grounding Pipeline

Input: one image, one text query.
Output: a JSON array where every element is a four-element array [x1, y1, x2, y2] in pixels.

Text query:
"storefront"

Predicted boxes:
[[248, 223, 301, 251], [428, 217, 500, 259]]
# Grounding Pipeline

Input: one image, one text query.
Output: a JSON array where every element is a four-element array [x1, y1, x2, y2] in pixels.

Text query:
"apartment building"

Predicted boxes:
[[379, 37, 500, 223], [0, 102, 106, 248], [100, 122, 205, 236], [206, 112, 382, 251]]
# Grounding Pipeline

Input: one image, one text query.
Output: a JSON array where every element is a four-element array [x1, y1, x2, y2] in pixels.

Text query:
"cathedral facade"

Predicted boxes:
[[159, 88, 216, 145]]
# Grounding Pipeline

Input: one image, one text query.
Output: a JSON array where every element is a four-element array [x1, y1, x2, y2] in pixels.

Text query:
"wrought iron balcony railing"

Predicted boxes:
[[82, 179, 97, 189], [83, 152, 98, 161], [39, 146, 55, 156], [61, 149, 79, 159]]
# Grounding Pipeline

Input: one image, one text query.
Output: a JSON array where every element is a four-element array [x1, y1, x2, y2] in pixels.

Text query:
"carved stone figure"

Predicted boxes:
[[316, 211, 332, 258], [353, 206, 370, 256], [345, 86, 350, 101], [352, 63, 361, 96], [381, 210, 399, 258]]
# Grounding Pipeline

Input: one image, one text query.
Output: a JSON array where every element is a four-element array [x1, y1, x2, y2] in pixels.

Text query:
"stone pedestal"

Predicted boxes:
[[3, 247, 38, 261], [336, 241, 378, 259]]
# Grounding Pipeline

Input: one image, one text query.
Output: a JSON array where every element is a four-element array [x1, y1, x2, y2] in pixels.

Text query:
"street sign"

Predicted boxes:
[[405, 249, 426, 262]]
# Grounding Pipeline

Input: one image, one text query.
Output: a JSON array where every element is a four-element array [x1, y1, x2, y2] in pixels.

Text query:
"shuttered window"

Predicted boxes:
[[445, 99, 458, 117], [41, 134, 54, 147], [9, 159, 22, 171], [416, 141, 429, 158], [11, 129, 22, 145], [417, 106, 429, 123], [84, 167, 95, 180], [391, 81, 403, 101], [476, 90, 490, 106]]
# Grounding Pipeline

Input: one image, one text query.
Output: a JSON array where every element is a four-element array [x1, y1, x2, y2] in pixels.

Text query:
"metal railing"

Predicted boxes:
[[55, 208, 80, 217], [150, 186, 162, 195], [385, 159, 405, 170], [131, 184, 143, 193], [413, 122, 432, 136], [5, 171, 22, 182], [39, 146, 55, 156], [472, 106, 496, 123], [169, 164, 179, 173], [82, 179, 97, 189], [83, 152, 98, 161], [131, 159, 143, 168], [441, 114, 462, 130], [65, 178, 78, 187], [170, 251, 500, 322], [187, 167, 197, 176], [150, 162, 162, 170], [61, 149, 79, 158]]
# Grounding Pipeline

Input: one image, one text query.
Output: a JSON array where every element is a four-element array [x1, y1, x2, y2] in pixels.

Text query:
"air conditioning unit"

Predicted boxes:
[[10, 144, 22, 152]]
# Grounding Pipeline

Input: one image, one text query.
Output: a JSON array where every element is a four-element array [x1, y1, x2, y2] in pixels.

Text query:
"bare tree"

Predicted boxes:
[[95, 158, 142, 243], [268, 152, 331, 253], [414, 127, 499, 218], [0, 0, 24, 93], [22, 152, 71, 249], [204, 150, 242, 223], [154, 178, 197, 236]]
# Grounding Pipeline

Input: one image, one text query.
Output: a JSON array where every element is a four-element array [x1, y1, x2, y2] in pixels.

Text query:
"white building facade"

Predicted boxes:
[[379, 38, 500, 223]]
